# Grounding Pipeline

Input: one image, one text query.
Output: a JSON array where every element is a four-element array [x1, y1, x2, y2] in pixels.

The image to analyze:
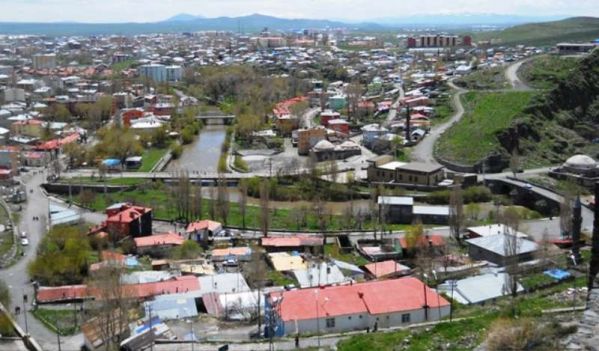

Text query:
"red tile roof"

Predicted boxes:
[[399, 234, 445, 249], [212, 247, 251, 257], [261, 235, 324, 248], [36, 285, 89, 303], [134, 233, 184, 248], [106, 206, 149, 224], [364, 260, 411, 278], [273, 96, 307, 117], [186, 220, 222, 233], [272, 277, 449, 322]]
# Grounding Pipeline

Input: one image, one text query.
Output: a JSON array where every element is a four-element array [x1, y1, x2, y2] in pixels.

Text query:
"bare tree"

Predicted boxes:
[[216, 174, 230, 225], [448, 183, 464, 243], [259, 180, 270, 238], [509, 147, 520, 177], [88, 265, 132, 351], [244, 247, 268, 331], [346, 81, 363, 121], [560, 193, 573, 239], [501, 207, 522, 317], [239, 179, 248, 230]]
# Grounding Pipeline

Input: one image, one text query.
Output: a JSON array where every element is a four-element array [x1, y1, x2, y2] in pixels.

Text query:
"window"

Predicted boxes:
[[401, 313, 410, 323], [326, 318, 335, 328]]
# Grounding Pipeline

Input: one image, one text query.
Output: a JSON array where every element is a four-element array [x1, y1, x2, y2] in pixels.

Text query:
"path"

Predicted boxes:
[[504, 56, 536, 91], [410, 80, 467, 164]]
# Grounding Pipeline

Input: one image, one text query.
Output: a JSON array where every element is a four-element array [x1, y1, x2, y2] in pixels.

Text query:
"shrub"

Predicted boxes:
[[171, 144, 183, 159]]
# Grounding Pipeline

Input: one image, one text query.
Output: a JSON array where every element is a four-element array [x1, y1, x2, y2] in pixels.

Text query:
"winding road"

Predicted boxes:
[[410, 58, 535, 166]]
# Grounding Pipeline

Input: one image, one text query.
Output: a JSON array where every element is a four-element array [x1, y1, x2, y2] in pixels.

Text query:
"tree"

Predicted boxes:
[[510, 147, 520, 177], [239, 179, 248, 230], [88, 265, 132, 351], [346, 82, 363, 121], [170, 240, 202, 260], [259, 179, 270, 238], [500, 207, 522, 317], [63, 142, 86, 168], [28, 225, 92, 286], [559, 192, 574, 238], [216, 174, 230, 225], [79, 189, 96, 208], [448, 184, 464, 243]]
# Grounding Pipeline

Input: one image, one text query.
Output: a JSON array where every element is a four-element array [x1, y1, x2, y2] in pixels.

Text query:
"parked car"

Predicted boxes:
[[21, 238, 29, 246], [20, 231, 27, 238]]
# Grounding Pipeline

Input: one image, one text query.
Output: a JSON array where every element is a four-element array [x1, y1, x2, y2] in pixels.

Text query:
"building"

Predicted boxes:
[[104, 203, 153, 238], [395, 162, 445, 186], [138, 64, 167, 82], [81, 310, 130, 351], [556, 42, 596, 55], [466, 224, 529, 239], [262, 235, 324, 253], [549, 154, 599, 187], [438, 272, 524, 305], [466, 234, 539, 266], [32, 54, 57, 70], [363, 260, 411, 279], [327, 119, 350, 135], [406, 35, 469, 48], [165, 65, 183, 82], [293, 261, 350, 288], [378, 196, 449, 224], [266, 277, 450, 336], [211, 247, 253, 262], [186, 220, 223, 242], [361, 124, 388, 148], [134, 232, 185, 256], [297, 127, 326, 155]]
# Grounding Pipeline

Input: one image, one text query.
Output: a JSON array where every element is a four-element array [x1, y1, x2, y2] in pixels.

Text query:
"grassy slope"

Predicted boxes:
[[519, 55, 581, 90], [437, 91, 533, 165], [138, 148, 169, 172], [454, 67, 509, 90], [474, 17, 599, 46]]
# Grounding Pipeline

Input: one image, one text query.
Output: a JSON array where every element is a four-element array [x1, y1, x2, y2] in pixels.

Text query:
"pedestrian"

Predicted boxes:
[[295, 334, 299, 348]]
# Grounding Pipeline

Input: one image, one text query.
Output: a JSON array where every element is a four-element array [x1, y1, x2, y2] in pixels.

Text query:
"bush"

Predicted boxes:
[[171, 144, 183, 159], [170, 240, 202, 260], [0, 280, 10, 307]]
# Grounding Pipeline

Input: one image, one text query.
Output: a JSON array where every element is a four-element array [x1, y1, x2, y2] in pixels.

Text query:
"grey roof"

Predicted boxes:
[[197, 273, 250, 295], [49, 202, 81, 226], [397, 162, 444, 173], [466, 234, 539, 257], [332, 260, 364, 275], [438, 273, 524, 305], [378, 196, 413, 206], [293, 262, 349, 288], [144, 295, 198, 320], [121, 271, 173, 285]]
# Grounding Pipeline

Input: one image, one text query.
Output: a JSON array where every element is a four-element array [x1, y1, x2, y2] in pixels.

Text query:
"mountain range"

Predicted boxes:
[[0, 13, 575, 36]]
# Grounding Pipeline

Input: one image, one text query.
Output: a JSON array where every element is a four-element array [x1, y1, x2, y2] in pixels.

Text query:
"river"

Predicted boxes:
[[167, 125, 227, 173]]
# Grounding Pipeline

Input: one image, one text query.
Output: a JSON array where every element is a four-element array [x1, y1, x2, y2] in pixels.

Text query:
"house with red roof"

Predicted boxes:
[[363, 260, 412, 279], [261, 235, 324, 254], [186, 219, 223, 242], [134, 232, 184, 256], [266, 277, 449, 336], [104, 203, 152, 238]]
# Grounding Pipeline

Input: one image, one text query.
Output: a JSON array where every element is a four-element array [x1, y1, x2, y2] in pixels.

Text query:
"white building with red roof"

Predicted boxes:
[[266, 277, 449, 336]]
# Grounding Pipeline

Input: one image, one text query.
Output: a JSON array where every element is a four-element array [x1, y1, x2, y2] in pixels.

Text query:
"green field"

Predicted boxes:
[[473, 17, 599, 46], [519, 55, 581, 90], [71, 184, 410, 232], [436, 91, 533, 165], [138, 148, 169, 172]]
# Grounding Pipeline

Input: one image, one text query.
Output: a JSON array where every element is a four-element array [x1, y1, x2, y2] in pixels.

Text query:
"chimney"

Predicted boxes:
[[588, 182, 599, 291]]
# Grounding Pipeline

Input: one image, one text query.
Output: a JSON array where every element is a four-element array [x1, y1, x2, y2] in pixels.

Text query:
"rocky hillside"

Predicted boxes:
[[502, 49, 599, 167]]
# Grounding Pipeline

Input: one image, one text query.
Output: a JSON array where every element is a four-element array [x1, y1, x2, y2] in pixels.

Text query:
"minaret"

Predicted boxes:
[[572, 196, 582, 264], [588, 183, 599, 291]]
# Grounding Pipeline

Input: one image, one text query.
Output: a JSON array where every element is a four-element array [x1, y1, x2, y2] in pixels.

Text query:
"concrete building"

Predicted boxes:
[[297, 127, 326, 155], [368, 158, 445, 187], [378, 196, 449, 225], [266, 277, 450, 336], [556, 42, 596, 55], [466, 234, 539, 266], [138, 63, 167, 82], [32, 53, 57, 70], [165, 65, 183, 82]]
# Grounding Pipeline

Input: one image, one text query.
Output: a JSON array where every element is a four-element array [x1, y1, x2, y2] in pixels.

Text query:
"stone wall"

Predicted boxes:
[[565, 289, 599, 350]]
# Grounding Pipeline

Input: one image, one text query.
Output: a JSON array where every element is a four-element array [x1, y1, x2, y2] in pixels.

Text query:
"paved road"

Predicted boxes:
[[410, 80, 467, 164], [504, 57, 535, 91], [384, 84, 405, 127], [1, 169, 84, 351]]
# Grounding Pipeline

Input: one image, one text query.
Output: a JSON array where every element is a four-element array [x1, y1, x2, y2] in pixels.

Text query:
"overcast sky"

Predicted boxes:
[[0, 0, 597, 22]]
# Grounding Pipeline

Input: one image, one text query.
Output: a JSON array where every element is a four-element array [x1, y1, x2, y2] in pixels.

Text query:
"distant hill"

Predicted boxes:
[[474, 17, 599, 46], [0, 13, 382, 36], [164, 14, 204, 22], [375, 14, 566, 28]]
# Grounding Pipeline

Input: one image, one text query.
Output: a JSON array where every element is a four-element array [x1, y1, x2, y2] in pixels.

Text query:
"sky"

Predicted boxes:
[[0, 0, 597, 23]]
